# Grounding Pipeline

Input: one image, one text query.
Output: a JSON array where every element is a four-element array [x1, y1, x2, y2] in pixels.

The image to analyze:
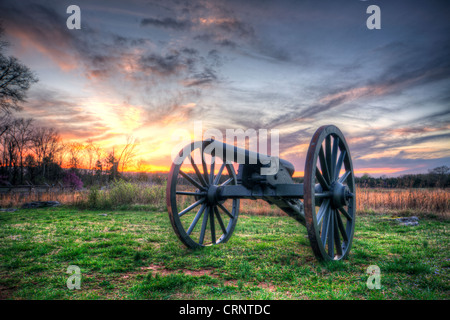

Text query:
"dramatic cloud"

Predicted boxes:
[[0, 0, 449, 175]]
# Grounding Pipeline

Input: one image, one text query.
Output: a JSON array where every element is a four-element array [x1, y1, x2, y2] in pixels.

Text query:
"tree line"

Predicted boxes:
[[355, 167, 450, 188], [0, 116, 139, 188]]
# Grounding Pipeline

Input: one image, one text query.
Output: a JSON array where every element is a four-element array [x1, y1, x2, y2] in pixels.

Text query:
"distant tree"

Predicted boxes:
[[67, 141, 84, 170], [429, 166, 449, 176], [10, 118, 33, 183], [93, 159, 103, 183], [85, 139, 96, 174], [360, 173, 371, 180], [428, 165, 450, 188], [30, 127, 62, 180], [117, 135, 139, 173], [24, 154, 36, 183], [106, 149, 119, 181]]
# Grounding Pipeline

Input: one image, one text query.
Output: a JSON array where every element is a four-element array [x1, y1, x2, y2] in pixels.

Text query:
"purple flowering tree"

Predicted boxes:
[[63, 171, 83, 190]]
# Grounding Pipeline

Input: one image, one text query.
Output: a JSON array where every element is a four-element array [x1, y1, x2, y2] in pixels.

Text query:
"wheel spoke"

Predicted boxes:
[[188, 155, 208, 187], [176, 191, 206, 196], [334, 150, 346, 181], [225, 163, 235, 175], [319, 147, 331, 183], [213, 163, 226, 185], [334, 211, 343, 256], [331, 136, 339, 182], [179, 170, 204, 190], [338, 170, 351, 184], [335, 209, 348, 242], [199, 206, 210, 245], [316, 198, 330, 225], [210, 206, 216, 244], [186, 203, 206, 235], [338, 206, 353, 221], [325, 136, 333, 182], [218, 203, 234, 219], [214, 206, 227, 235], [316, 167, 330, 190], [220, 177, 234, 187], [321, 209, 331, 245], [209, 156, 215, 184], [178, 198, 204, 217], [327, 209, 335, 257], [201, 153, 209, 185]]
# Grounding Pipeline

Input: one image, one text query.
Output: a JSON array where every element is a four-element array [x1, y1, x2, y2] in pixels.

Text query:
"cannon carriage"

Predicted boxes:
[[167, 125, 356, 261]]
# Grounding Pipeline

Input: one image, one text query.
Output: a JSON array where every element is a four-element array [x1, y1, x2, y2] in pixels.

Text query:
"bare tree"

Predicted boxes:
[[55, 142, 69, 168], [30, 127, 61, 178], [0, 23, 38, 115], [0, 112, 11, 138], [117, 135, 139, 173], [0, 121, 18, 181], [66, 141, 85, 170], [9, 118, 33, 183], [85, 139, 100, 175]]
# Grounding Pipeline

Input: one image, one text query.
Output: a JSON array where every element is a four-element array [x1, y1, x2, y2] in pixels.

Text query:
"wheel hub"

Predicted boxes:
[[206, 185, 221, 205], [330, 181, 351, 208]]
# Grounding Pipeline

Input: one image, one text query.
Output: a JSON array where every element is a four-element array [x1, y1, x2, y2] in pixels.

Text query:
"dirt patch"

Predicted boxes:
[[112, 264, 287, 295], [140, 264, 216, 277], [0, 285, 16, 299], [183, 269, 215, 276], [257, 282, 277, 292]]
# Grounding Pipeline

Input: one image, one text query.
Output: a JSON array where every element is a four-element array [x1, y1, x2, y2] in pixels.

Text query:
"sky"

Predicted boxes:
[[0, 0, 449, 176]]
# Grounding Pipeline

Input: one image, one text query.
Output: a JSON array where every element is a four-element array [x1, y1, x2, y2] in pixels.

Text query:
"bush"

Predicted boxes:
[[76, 179, 166, 210], [63, 171, 83, 190]]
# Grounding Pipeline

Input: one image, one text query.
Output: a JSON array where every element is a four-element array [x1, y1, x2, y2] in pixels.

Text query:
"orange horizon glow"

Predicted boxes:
[[119, 166, 409, 177]]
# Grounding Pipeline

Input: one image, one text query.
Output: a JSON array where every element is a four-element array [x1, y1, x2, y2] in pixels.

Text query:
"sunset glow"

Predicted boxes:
[[1, 0, 449, 177]]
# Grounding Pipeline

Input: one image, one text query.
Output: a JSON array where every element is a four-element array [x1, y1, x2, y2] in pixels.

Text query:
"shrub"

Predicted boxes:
[[63, 171, 83, 190], [75, 179, 166, 210]]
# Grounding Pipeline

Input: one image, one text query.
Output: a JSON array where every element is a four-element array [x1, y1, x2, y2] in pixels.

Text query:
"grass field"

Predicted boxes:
[[0, 206, 448, 300]]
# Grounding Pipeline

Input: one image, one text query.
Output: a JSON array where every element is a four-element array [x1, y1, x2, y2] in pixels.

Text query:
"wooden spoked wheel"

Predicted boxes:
[[304, 125, 356, 261], [167, 142, 239, 248]]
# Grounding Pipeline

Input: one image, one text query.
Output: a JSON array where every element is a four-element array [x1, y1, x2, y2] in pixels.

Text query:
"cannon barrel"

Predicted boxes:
[[202, 139, 294, 176]]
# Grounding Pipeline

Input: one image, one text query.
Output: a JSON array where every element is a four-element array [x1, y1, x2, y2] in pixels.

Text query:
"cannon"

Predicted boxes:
[[167, 125, 356, 261]]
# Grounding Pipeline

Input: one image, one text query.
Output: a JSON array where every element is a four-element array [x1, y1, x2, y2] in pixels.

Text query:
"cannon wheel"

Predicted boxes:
[[304, 125, 356, 261], [167, 142, 239, 249]]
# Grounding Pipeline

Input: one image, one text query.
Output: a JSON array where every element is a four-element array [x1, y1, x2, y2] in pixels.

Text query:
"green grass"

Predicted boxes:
[[0, 207, 448, 300]]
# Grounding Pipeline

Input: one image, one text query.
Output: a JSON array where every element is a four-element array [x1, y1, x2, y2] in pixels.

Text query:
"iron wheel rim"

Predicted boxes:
[[304, 125, 356, 261], [167, 141, 239, 248]]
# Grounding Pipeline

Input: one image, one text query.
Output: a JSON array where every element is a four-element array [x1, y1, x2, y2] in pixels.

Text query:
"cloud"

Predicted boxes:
[[140, 17, 191, 30], [197, 17, 255, 38], [0, 0, 229, 130], [139, 51, 185, 76], [0, 2, 82, 71], [20, 85, 108, 140], [183, 67, 218, 87]]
